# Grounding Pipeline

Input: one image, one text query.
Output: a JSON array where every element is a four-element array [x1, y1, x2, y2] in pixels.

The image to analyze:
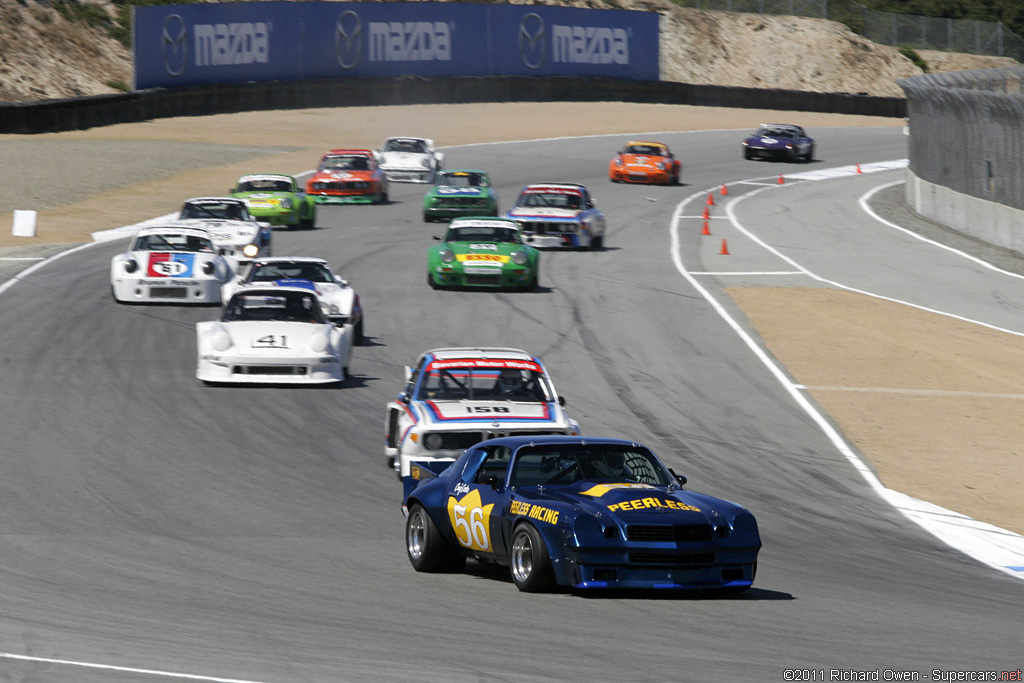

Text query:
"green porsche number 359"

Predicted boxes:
[[427, 217, 539, 291]]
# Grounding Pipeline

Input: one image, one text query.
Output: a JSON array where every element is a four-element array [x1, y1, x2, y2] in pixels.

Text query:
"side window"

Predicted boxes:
[[474, 446, 512, 485], [406, 357, 427, 395]]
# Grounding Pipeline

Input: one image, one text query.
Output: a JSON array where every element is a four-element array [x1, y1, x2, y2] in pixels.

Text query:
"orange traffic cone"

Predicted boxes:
[[777, 174, 785, 185], [720, 238, 730, 255], [856, 163, 862, 174], [706, 193, 715, 206], [702, 206, 709, 220], [701, 220, 711, 236], [720, 184, 729, 196]]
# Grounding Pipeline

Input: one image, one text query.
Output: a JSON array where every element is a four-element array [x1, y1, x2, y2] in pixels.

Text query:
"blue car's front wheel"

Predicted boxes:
[[510, 523, 555, 592]]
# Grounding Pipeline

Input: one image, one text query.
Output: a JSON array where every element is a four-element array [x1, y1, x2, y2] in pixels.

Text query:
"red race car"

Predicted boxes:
[[306, 149, 391, 205], [608, 141, 681, 185]]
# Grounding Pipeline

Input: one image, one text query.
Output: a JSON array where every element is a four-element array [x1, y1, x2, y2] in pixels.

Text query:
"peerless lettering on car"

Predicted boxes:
[[134, 2, 658, 88]]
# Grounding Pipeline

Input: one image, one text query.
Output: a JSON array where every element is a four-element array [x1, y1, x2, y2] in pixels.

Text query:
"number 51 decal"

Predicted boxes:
[[447, 489, 494, 552]]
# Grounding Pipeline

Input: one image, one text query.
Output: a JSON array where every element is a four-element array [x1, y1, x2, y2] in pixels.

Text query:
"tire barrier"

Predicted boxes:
[[0, 76, 906, 135]]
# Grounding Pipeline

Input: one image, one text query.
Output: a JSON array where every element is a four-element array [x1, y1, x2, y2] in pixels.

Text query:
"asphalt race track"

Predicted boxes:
[[0, 127, 1021, 682]]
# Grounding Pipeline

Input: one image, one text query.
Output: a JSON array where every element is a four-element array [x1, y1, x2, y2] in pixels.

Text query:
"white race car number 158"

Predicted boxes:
[[252, 334, 289, 348]]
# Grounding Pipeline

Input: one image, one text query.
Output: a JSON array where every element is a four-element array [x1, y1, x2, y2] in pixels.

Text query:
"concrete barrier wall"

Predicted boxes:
[[0, 76, 906, 135], [905, 168, 1024, 255]]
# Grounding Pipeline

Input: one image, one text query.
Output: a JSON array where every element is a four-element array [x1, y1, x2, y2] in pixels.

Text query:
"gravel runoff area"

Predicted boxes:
[[2, 102, 1022, 536]]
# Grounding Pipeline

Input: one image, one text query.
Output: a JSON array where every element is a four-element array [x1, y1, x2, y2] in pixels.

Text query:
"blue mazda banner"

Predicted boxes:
[[134, 2, 659, 89], [134, 2, 304, 89], [302, 3, 491, 79], [490, 4, 658, 79]]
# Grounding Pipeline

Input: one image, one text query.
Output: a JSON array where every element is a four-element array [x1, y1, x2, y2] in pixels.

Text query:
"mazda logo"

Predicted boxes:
[[336, 10, 362, 70], [518, 13, 545, 70], [161, 14, 187, 77]]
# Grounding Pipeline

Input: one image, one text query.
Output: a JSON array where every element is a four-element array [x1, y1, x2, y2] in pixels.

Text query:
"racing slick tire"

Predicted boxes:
[[590, 235, 604, 250], [509, 523, 555, 592], [354, 317, 364, 346], [427, 273, 439, 290], [406, 504, 466, 573]]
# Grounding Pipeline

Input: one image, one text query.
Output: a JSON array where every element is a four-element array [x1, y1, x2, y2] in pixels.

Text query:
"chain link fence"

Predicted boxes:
[[900, 66, 1024, 212], [675, 0, 1024, 61]]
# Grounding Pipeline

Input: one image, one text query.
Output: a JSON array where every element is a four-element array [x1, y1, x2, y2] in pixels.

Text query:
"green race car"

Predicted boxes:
[[423, 170, 499, 222], [230, 174, 316, 230], [428, 217, 539, 290]]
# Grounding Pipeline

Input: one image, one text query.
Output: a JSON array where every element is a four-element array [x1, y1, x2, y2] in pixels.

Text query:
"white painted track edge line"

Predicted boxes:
[[0, 652, 267, 682], [675, 166, 1024, 581]]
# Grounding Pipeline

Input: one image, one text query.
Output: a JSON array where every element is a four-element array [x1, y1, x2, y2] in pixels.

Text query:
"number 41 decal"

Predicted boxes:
[[253, 334, 288, 348]]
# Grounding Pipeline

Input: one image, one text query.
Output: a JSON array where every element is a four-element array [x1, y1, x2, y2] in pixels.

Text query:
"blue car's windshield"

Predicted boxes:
[[510, 444, 673, 487]]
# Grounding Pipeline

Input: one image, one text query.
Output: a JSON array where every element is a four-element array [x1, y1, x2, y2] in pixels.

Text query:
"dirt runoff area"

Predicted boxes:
[[2, 101, 1021, 536]]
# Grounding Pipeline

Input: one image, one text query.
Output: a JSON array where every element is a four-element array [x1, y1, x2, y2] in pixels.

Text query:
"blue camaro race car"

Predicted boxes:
[[403, 435, 761, 593]]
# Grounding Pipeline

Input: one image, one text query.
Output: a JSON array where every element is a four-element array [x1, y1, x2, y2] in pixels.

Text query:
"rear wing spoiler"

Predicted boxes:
[[402, 459, 455, 500]]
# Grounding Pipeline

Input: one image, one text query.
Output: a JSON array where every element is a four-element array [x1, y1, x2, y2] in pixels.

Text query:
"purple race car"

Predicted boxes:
[[742, 123, 815, 162]]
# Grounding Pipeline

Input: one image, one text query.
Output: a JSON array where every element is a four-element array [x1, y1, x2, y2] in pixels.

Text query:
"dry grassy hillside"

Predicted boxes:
[[0, 0, 1016, 103]]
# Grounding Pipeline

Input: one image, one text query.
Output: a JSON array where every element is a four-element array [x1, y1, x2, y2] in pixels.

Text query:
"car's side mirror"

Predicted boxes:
[[398, 392, 410, 405], [433, 235, 442, 241], [558, 396, 566, 406], [403, 366, 413, 382], [669, 468, 687, 487]]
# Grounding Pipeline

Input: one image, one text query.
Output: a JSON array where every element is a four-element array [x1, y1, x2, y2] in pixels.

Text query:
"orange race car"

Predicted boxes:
[[608, 141, 681, 185], [306, 149, 391, 205]]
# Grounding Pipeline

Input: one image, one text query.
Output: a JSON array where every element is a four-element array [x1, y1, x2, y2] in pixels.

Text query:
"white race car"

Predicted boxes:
[[196, 284, 353, 385], [376, 136, 444, 184], [110, 225, 232, 304], [221, 256, 364, 345], [384, 347, 580, 477], [176, 197, 273, 263], [505, 183, 607, 249]]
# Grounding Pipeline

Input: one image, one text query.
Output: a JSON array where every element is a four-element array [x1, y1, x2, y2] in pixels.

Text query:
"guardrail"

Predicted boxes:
[[0, 76, 906, 135]]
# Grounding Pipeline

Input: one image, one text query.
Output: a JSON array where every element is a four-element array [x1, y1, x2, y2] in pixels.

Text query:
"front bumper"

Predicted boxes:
[[610, 168, 671, 184], [310, 193, 381, 205], [197, 354, 343, 384], [429, 265, 534, 289], [113, 277, 222, 304], [249, 209, 299, 226], [384, 168, 433, 183]]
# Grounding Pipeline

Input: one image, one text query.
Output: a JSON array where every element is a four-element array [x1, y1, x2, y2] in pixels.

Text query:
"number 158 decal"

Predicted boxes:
[[466, 406, 510, 413]]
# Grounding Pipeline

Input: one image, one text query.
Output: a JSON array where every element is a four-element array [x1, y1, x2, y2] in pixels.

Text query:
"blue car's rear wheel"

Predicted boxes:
[[509, 523, 555, 592], [406, 504, 465, 573]]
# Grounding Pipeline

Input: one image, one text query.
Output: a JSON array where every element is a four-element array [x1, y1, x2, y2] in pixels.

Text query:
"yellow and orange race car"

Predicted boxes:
[[306, 149, 391, 205], [608, 141, 682, 185]]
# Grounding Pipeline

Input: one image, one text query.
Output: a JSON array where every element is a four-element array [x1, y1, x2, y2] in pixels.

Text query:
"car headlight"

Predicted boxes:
[[212, 331, 233, 352], [656, 162, 666, 170], [279, 197, 292, 209], [308, 333, 328, 354], [510, 251, 528, 266], [424, 433, 443, 450], [614, 158, 622, 167], [242, 244, 260, 258], [202, 261, 216, 275], [439, 248, 455, 263], [421, 159, 431, 168], [326, 302, 340, 314], [123, 258, 138, 273]]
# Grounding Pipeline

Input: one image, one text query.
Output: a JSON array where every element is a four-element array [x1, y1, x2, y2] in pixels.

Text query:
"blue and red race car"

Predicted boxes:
[[403, 435, 761, 593]]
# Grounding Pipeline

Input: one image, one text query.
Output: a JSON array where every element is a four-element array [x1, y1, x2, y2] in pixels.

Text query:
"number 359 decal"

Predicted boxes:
[[447, 489, 494, 552]]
